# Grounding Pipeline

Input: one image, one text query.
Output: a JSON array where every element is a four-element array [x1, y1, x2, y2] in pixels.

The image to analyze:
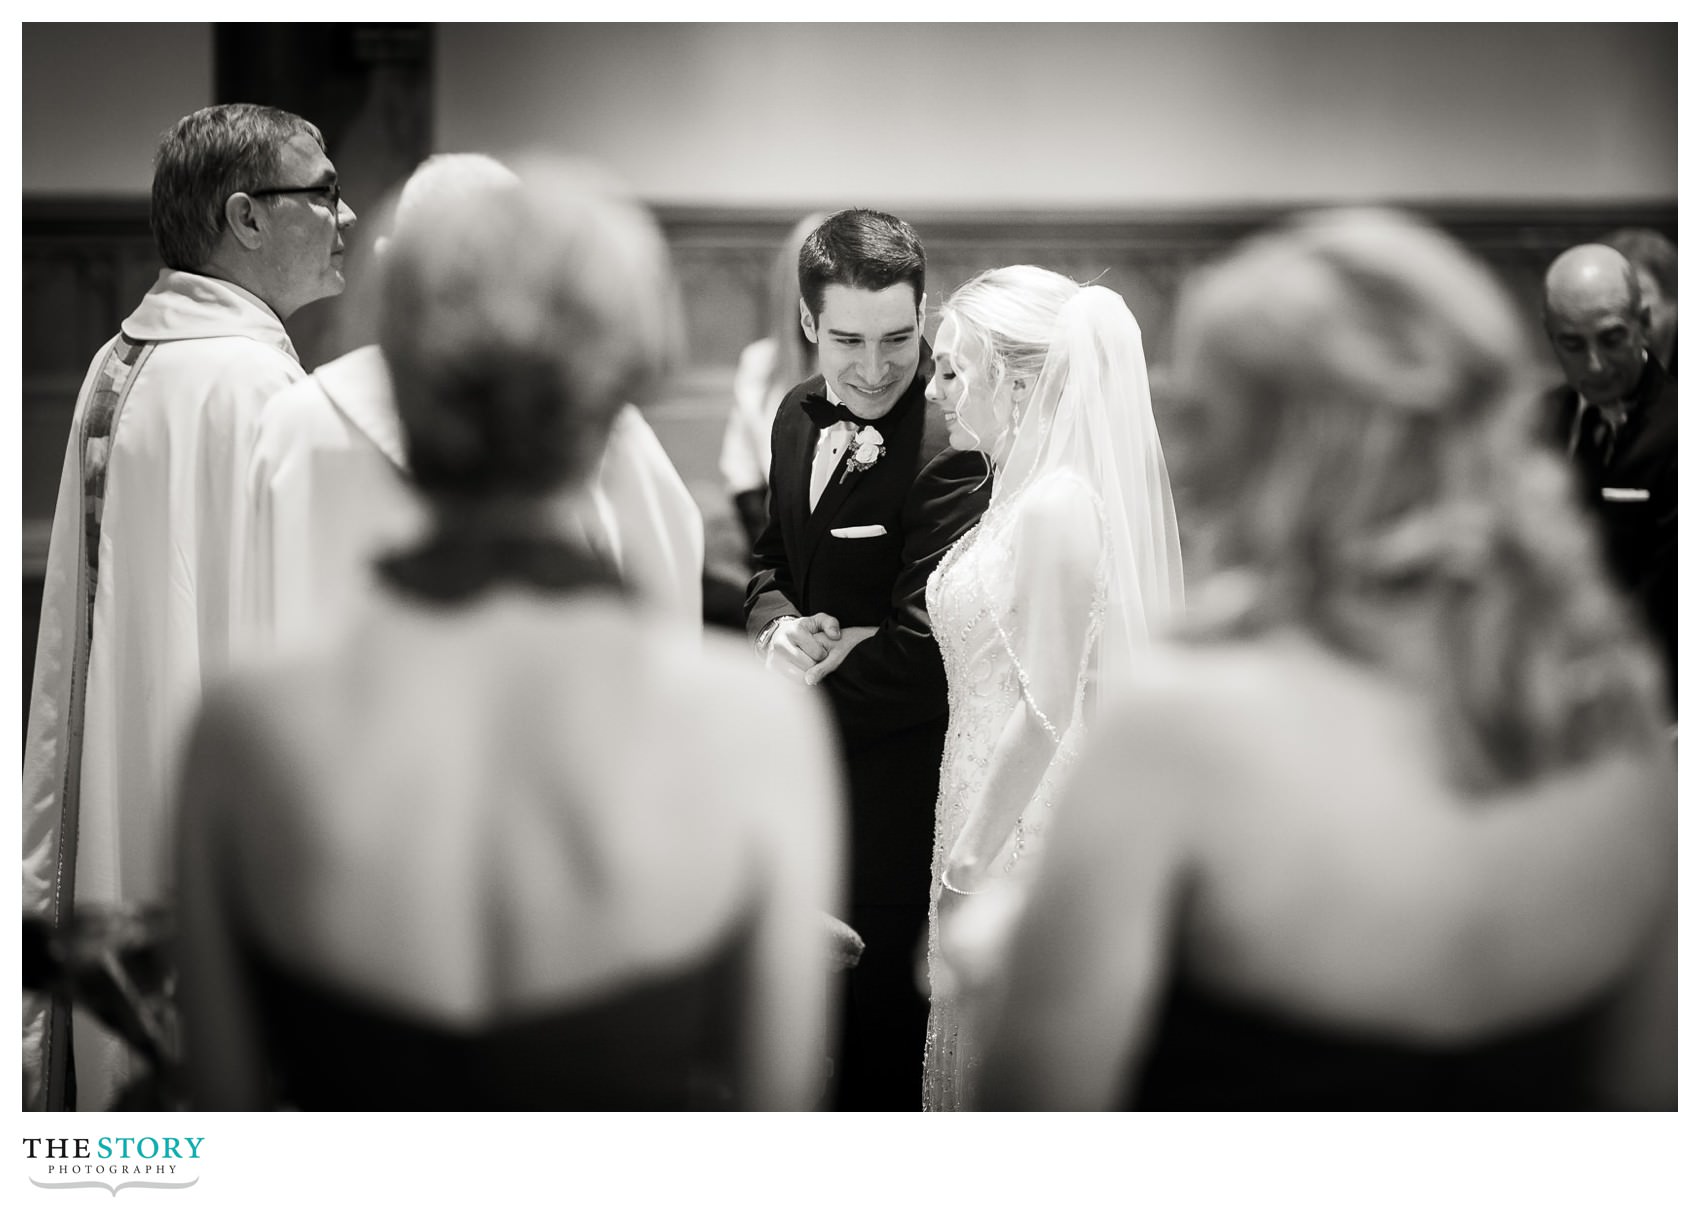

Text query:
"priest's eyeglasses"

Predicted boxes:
[[248, 182, 343, 212]]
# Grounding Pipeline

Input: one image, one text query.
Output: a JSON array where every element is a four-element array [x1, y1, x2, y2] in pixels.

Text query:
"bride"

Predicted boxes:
[[920, 267, 1184, 1110]]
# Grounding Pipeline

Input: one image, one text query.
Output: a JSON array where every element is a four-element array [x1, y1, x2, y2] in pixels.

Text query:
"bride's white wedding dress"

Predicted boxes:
[[917, 284, 1185, 1111], [922, 471, 1105, 1111]]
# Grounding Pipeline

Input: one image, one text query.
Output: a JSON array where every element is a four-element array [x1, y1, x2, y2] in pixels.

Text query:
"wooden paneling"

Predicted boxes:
[[17, 196, 1677, 709], [22, 202, 162, 529], [657, 203, 1678, 370], [23, 197, 1677, 571]]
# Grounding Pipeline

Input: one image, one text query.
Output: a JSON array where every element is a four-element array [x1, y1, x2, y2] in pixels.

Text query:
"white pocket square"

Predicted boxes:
[[1601, 487, 1650, 502], [830, 524, 888, 539]]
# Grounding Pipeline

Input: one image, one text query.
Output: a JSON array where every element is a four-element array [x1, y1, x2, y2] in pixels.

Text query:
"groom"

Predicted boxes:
[[746, 209, 991, 1110]]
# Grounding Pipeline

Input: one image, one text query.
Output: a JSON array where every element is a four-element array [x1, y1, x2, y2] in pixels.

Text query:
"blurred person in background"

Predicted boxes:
[[720, 212, 829, 552], [1600, 227, 1676, 377], [245, 153, 703, 657], [175, 159, 843, 1110], [980, 209, 1675, 1111], [24, 102, 356, 1111], [703, 212, 825, 631], [919, 267, 1184, 1110], [1541, 244, 1676, 714]]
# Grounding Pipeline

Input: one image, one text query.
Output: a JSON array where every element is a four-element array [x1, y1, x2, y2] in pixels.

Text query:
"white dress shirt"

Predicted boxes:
[[808, 384, 857, 511]]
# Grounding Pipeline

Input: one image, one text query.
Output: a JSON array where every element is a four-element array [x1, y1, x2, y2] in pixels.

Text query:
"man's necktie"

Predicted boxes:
[[1577, 402, 1624, 471]]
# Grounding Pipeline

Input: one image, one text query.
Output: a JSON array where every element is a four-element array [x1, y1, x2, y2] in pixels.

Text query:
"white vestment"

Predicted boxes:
[[591, 403, 706, 631], [22, 270, 304, 1110], [243, 344, 704, 658], [719, 336, 784, 497], [241, 345, 426, 654]]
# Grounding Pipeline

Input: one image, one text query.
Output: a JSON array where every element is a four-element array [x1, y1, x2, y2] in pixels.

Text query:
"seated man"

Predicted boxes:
[[1541, 243, 1677, 713]]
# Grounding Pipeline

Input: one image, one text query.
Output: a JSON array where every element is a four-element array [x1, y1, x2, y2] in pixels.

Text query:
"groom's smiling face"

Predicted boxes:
[[802, 282, 923, 421]]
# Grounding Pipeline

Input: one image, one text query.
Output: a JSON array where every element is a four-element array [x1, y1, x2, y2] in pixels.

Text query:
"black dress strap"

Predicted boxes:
[[376, 531, 628, 606]]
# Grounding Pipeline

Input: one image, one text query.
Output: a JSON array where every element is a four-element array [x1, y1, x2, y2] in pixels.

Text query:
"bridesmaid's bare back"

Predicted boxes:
[[219, 593, 803, 1025], [1107, 633, 1673, 1041]]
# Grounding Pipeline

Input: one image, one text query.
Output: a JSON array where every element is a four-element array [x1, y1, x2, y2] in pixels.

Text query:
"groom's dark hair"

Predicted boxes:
[[798, 208, 926, 319]]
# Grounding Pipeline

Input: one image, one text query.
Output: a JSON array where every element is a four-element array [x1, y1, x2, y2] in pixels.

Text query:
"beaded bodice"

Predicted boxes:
[[926, 473, 1106, 877]]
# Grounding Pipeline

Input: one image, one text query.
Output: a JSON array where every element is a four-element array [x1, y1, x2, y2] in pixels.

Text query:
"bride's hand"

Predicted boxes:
[[927, 885, 971, 1002], [937, 878, 1026, 1002]]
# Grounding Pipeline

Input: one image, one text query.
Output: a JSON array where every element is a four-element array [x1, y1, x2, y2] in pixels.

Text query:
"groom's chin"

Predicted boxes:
[[834, 373, 913, 421]]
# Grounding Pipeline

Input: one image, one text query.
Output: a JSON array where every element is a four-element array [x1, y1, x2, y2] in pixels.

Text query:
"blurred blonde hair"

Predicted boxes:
[[764, 212, 828, 401], [331, 154, 522, 355], [379, 155, 682, 497], [393, 153, 520, 230], [1174, 208, 1664, 788]]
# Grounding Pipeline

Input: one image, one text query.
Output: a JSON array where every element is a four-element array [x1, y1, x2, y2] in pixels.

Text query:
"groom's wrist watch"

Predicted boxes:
[[755, 615, 794, 656]]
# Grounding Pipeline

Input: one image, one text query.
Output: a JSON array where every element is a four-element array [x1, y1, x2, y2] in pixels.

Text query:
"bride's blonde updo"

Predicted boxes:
[[1173, 207, 1664, 788], [942, 266, 1081, 450]]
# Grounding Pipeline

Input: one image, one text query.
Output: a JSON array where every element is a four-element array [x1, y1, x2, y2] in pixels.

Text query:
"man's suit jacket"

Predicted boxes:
[[1544, 355, 1678, 709], [747, 358, 991, 905]]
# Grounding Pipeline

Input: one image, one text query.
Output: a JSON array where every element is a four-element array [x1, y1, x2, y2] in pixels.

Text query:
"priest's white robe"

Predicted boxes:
[[22, 270, 304, 1110]]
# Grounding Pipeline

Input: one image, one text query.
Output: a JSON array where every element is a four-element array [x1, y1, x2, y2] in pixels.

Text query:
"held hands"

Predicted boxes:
[[763, 613, 877, 686], [763, 613, 840, 683], [807, 625, 877, 686]]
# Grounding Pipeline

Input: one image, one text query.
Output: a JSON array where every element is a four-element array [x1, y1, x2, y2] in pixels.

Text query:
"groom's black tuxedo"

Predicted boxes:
[[746, 349, 990, 1108]]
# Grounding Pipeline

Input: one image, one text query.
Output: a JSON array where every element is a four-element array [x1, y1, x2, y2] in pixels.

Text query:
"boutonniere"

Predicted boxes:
[[839, 425, 886, 484]]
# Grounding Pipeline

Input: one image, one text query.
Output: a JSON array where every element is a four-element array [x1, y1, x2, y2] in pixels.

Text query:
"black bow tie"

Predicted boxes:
[[800, 392, 863, 430]]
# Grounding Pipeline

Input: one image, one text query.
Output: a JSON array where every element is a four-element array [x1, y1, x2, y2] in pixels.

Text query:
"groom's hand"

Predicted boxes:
[[805, 625, 879, 686], [764, 613, 842, 683]]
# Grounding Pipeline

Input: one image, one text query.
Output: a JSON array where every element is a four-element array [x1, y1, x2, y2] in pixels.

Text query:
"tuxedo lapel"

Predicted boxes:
[[799, 439, 863, 570], [797, 369, 928, 580], [775, 380, 819, 584]]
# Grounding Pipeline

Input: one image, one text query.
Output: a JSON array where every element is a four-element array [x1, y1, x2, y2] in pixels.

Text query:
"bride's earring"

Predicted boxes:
[[1009, 378, 1029, 430]]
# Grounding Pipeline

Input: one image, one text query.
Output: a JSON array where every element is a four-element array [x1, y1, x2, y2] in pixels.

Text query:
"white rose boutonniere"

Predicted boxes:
[[840, 425, 887, 484]]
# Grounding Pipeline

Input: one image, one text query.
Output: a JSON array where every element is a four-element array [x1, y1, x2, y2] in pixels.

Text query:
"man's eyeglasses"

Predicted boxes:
[[247, 182, 342, 212]]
